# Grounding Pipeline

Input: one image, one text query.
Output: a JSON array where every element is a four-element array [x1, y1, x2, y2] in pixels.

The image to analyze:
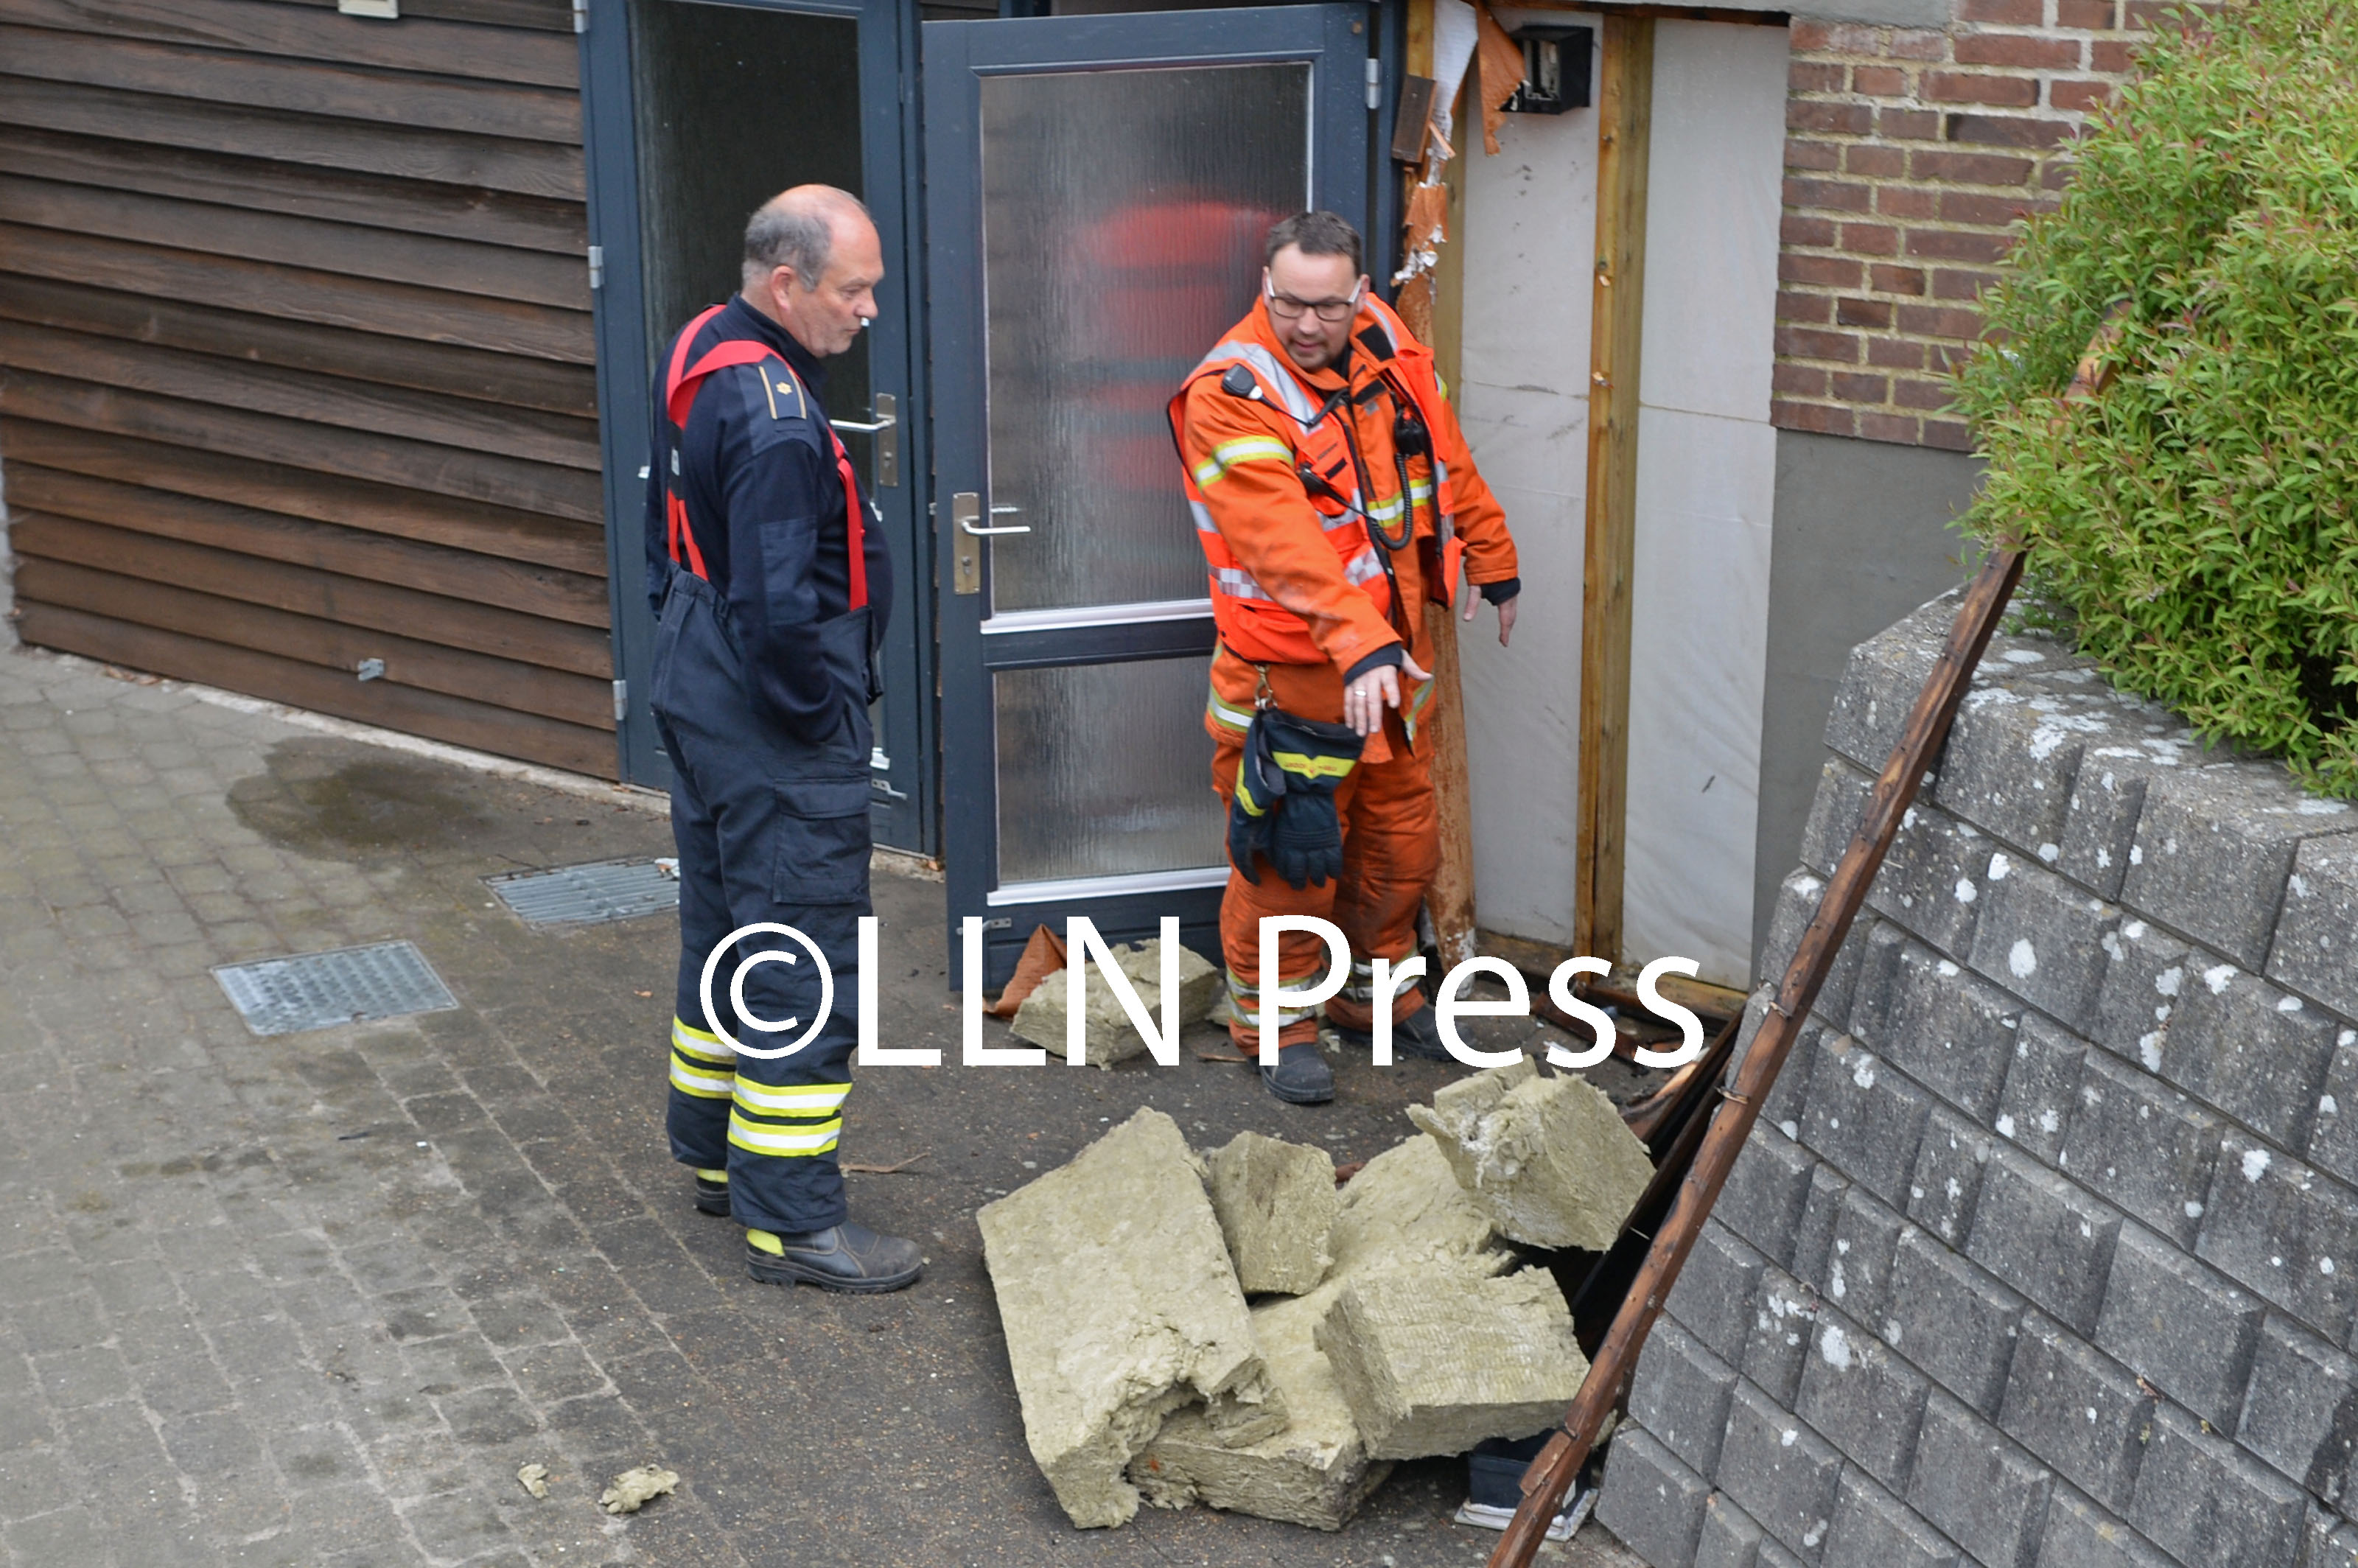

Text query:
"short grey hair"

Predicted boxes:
[[742, 188, 870, 292]]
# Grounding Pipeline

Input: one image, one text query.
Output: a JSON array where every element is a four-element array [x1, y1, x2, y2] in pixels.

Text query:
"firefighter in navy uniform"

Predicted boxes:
[[646, 185, 920, 1293]]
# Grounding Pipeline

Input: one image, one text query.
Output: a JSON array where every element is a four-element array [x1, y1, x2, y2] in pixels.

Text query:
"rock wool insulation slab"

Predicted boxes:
[[1132, 1132, 1525, 1527], [1130, 1290, 1390, 1530], [1206, 1131, 1337, 1296], [1316, 1268, 1589, 1461], [979, 1108, 1284, 1528], [1010, 939, 1220, 1067], [1407, 1057, 1655, 1249]]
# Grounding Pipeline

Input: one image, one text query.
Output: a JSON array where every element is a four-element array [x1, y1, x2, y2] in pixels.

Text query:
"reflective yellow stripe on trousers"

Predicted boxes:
[[668, 1017, 735, 1099], [727, 1077, 851, 1158]]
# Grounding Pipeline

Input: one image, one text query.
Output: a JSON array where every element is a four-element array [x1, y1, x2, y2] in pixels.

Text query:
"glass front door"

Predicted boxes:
[[926, 5, 1371, 983]]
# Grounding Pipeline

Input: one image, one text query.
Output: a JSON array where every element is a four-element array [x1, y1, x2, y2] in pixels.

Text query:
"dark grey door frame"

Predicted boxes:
[[578, 0, 937, 855], [923, 4, 1374, 987]]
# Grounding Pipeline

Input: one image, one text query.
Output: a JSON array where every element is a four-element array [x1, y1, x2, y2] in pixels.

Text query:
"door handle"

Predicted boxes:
[[948, 491, 1030, 596], [964, 503, 1032, 537], [829, 392, 898, 486]]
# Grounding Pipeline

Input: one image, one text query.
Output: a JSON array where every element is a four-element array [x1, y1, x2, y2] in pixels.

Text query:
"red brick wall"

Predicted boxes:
[[1771, 1, 2183, 449]]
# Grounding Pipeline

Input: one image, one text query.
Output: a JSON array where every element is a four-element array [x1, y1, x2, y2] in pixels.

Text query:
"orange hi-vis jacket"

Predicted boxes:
[[1171, 294, 1516, 759]]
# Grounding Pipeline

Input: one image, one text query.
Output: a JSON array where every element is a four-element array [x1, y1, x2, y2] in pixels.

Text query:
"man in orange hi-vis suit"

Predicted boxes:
[[1170, 211, 1521, 1105]]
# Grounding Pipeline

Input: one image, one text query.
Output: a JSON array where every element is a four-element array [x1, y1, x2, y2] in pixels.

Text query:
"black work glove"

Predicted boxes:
[[1228, 783, 1273, 886], [1267, 785, 1344, 889], [1226, 707, 1362, 891]]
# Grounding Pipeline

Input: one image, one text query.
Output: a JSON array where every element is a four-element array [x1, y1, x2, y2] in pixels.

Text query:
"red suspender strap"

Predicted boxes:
[[661, 307, 867, 611], [661, 307, 727, 580], [837, 437, 867, 612]]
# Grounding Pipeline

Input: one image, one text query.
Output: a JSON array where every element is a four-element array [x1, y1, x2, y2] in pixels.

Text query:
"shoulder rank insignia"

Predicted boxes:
[[758, 366, 808, 423]]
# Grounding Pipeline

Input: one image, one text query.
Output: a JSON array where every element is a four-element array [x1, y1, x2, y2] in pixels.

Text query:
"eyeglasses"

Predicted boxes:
[[1264, 275, 1364, 323]]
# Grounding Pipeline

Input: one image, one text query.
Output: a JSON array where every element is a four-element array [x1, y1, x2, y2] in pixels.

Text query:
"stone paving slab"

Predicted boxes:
[[0, 647, 1642, 1568]]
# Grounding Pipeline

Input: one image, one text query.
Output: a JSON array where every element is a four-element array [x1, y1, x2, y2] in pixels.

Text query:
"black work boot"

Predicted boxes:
[[1260, 1041, 1335, 1104], [692, 1169, 730, 1217], [746, 1222, 924, 1293], [1336, 1001, 1452, 1062]]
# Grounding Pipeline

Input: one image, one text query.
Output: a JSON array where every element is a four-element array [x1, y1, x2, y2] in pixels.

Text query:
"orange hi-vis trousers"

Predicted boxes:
[[1211, 709, 1439, 1047]]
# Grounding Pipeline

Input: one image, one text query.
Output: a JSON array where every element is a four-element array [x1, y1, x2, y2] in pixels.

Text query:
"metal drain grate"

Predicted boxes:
[[484, 858, 679, 926], [214, 941, 460, 1037]]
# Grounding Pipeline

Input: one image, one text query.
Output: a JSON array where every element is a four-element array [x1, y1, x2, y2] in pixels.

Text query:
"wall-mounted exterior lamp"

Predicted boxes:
[[1502, 24, 1595, 115]]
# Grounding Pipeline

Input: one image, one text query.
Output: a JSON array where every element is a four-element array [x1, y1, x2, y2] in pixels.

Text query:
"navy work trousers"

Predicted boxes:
[[651, 569, 873, 1236]]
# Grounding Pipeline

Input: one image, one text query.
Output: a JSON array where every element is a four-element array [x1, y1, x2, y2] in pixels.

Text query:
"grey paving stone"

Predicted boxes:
[[1630, 1319, 1741, 1477], [2310, 1026, 2358, 1194], [1791, 1158, 1847, 1289], [1794, 1306, 1929, 1488], [2121, 763, 2354, 970], [1997, 1313, 2153, 1513], [1964, 1150, 2123, 1340], [1761, 873, 1879, 1030], [2092, 1221, 2265, 1434], [1719, 1125, 1819, 1270], [1886, 1226, 2025, 1416], [1931, 679, 2102, 859], [1864, 802, 1990, 962], [1744, 1268, 1823, 1408], [1797, 1037, 1932, 1211], [1799, 757, 1875, 880], [1695, 1489, 1768, 1568], [2159, 962, 2340, 1154], [1906, 1107, 1993, 1249], [1726, 986, 1822, 1147], [2088, 917, 2196, 1071], [1821, 1185, 1903, 1330], [1819, 1463, 1959, 1568], [1825, 601, 1952, 774], [2196, 1132, 2358, 1346], [1666, 1220, 1768, 1368], [1995, 1013, 2088, 1167], [2270, 832, 2358, 1021], [2058, 1049, 2222, 1252], [2127, 1401, 2308, 1568], [1904, 1388, 2051, 1568], [1597, 1426, 1711, 1568], [2236, 1313, 2358, 1513], [1850, 937, 2019, 1122], [1715, 1382, 1843, 1564], [2312, 1515, 2358, 1568], [1970, 854, 2121, 1034], [1842, 922, 1909, 1046]]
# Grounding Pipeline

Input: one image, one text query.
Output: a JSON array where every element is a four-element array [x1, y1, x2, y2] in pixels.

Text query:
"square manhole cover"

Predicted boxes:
[[483, 857, 679, 926], [214, 940, 460, 1037]]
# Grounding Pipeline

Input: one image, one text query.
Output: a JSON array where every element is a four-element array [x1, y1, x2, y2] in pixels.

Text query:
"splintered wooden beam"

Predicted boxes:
[[1574, 14, 1654, 965], [1402, 0, 1482, 967]]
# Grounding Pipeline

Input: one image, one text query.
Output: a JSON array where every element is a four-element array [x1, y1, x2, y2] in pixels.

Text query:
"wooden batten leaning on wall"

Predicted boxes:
[[0, 0, 616, 776], [1574, 13, 1652, 962]]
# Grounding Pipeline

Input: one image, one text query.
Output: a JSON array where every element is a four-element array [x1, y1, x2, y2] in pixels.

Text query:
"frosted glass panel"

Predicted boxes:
[[994, 659, 1224, 883], [979, 63, 1310, 612]]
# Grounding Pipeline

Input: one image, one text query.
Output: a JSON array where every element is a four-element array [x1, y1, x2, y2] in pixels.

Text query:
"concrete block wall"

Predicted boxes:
[[1598, 595, 2358, 1568], [1771, 0, 2205, 449]]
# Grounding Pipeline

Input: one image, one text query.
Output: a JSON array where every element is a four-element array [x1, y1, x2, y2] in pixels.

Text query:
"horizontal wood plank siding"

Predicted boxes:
[[1, 0, 615, 775]]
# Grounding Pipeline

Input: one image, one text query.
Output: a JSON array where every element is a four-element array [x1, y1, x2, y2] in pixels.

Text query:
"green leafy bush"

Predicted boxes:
[[1956, 0, 2358, 794]]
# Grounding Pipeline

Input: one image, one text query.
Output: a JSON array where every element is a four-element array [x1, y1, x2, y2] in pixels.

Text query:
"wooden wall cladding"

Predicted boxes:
[[0, 0, 618, 777]]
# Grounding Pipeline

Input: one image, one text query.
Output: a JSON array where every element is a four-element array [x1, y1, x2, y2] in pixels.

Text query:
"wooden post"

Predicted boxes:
[[1402, 0, 1482, 969], [1573, 15, 1653, 965]]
